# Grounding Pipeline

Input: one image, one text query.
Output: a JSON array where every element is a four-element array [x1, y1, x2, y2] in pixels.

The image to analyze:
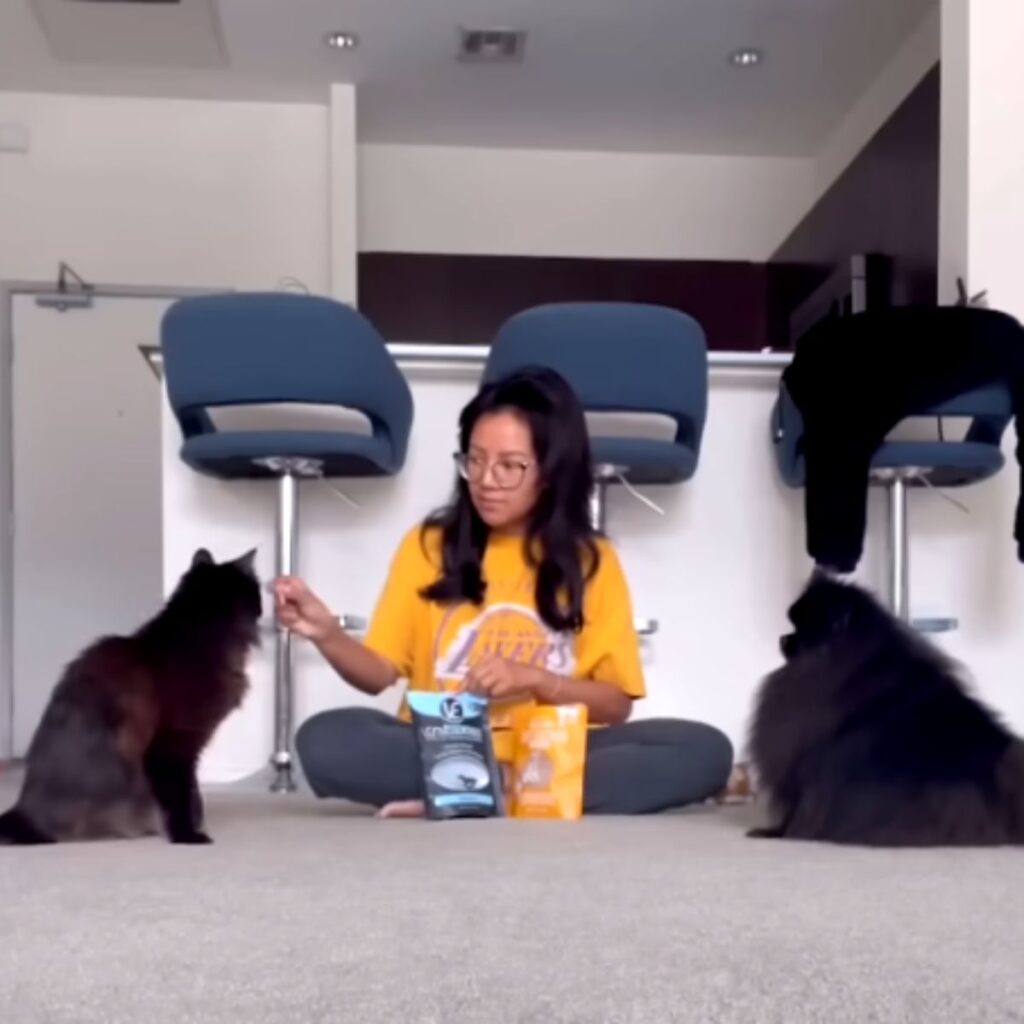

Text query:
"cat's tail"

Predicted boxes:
[[0, 807, 55, 845]]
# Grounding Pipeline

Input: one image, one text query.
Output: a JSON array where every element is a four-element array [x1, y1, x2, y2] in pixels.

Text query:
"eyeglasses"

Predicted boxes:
[[453, 452, 534, 490]]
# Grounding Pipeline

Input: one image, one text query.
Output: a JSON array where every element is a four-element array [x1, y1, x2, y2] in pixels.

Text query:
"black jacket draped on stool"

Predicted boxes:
[[782, 305, 1024, 573]]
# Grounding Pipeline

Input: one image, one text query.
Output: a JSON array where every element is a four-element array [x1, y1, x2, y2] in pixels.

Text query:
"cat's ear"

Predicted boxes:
[[232, 548, 258, 574], [191, 548, 215, 568]]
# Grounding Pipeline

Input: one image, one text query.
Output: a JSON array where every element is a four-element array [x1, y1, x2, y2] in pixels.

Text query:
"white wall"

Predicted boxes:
[[4, 77, 940, 290], [939, 0, 1024, 310], [0, 87, 353, 757], [930, 0, 1024, 740], [939, 0, 969, 304], [812, 7, 941, 209], [0, 91, 822, 280], [359, 143, 815, 262], [962, 0, 1024, 318], [329, 85, 357, 303], [0, 91, 332, 289], [358, 10, 939, 268]]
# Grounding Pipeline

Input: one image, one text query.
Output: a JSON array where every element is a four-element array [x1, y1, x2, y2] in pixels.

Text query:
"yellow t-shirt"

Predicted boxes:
[[364, 525, 645, 754]]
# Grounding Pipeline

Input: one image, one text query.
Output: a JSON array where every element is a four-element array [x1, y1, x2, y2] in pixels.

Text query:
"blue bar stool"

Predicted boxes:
[[484, 302, 709, 636], [773, 381, 1012, 631], [161, 292, 413, 791]]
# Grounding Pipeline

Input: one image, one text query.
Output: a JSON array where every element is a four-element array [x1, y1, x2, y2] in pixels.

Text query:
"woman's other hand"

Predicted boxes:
[[463, 656, 540, 701]]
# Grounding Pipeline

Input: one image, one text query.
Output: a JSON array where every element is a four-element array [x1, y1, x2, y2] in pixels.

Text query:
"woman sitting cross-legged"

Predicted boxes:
[[274, 366, 733, 817]]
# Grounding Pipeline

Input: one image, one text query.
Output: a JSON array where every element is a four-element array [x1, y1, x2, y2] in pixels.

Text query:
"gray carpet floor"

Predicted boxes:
[[1, 772, 1023, 1024]]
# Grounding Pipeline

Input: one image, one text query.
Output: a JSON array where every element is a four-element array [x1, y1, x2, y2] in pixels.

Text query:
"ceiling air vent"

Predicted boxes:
[[458, 27, 526, 63]]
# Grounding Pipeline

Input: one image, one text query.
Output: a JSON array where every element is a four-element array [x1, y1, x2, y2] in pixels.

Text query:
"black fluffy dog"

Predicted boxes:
[[748, 572, 1024, 846]]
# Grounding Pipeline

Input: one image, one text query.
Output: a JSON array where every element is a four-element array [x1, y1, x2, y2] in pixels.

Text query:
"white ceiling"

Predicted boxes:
[[0, 0, 937, 156]]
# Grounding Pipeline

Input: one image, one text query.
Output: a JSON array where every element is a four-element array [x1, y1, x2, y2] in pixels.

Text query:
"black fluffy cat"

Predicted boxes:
[[0, 548, 261, 845], [748, 572, 1024, 846]]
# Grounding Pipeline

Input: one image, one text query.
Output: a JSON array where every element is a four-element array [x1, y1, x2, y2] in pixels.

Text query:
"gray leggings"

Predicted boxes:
[[295, 707, 734, 815]]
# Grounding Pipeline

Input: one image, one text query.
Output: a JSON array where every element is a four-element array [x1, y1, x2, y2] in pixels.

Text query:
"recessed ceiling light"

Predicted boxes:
[[324, 31, 359, 51], [729, 48, 763, 68]]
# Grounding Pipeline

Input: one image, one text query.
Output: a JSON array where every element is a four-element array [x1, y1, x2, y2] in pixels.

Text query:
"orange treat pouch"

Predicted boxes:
[[485, 696, 536, 766], [511, 704, 588, 819]]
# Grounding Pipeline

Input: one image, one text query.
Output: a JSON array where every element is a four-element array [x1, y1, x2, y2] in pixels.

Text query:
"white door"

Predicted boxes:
[[12, 295, 168, 754]]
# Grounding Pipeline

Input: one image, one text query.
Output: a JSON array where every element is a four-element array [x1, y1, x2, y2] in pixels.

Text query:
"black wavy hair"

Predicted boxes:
[[419, 366, 599, 633]]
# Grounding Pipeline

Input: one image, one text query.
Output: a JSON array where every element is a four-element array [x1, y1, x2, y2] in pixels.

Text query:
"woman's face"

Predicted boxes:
[[463, 411, 542, 533]]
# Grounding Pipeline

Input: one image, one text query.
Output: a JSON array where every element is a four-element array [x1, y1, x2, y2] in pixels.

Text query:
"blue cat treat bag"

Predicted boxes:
[[407, 691, 505, 819]]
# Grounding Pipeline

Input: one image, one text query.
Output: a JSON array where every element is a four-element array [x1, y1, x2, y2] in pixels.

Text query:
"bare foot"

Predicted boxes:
[[376, 799, 426, 819], [713, 762, 756, 805]]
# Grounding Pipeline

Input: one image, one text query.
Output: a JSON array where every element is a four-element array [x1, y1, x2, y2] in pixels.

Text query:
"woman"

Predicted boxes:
[[275, 367, 733, 816]]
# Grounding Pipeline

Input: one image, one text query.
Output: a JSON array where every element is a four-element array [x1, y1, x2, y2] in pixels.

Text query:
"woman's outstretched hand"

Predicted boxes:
[[273, 576, 338, 644]]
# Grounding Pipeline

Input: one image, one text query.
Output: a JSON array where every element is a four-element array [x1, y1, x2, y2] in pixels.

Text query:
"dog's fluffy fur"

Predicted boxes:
[[748, 573, 1024, 846]]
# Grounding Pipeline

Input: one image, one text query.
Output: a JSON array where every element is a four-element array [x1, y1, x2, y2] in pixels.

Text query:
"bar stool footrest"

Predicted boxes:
[[912, 616, 958, 634], [269, 751, 297, 793]]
